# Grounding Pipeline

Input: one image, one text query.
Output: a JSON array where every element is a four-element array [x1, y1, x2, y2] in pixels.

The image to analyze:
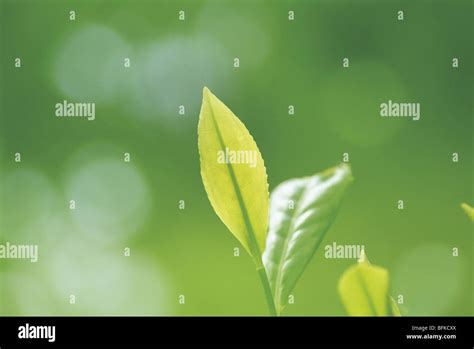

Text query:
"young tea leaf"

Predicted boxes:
[[338, 253, 401, 316], [263, 164, 353, 314], [198, 87, 269, 260], [461, 203, 474, 221]]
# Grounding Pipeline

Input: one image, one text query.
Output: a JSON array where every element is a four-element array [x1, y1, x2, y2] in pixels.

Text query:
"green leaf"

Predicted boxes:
[[338, 253, 400, 316], [461, 203, 474, 221], [198, 87, 269, 259], [263, 164, 353, 313]]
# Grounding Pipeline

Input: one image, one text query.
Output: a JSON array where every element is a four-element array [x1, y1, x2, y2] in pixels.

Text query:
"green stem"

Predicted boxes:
[[256, 264, 278, 316]]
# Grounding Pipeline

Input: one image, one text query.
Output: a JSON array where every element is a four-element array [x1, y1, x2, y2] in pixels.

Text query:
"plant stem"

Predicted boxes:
[[256, 265, 278, 316]]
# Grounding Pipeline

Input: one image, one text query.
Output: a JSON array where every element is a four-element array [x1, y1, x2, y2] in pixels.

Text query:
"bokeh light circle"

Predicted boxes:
[[65, 155, 151, 241]]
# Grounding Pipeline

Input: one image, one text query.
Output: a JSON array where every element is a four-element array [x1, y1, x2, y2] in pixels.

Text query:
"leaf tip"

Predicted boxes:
[[320, 163, 354, 184], [202, 86, 212, 100], [357, 248, 369, 264], [339, 163, 354, 182], [199, 87, 214, 124], [461, 202, 474, 221]]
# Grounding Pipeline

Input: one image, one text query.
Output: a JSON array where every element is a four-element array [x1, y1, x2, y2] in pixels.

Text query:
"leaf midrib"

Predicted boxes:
[[206, 99, 262, 261], [355, 267, 379, 316], [274, 181, 312, 311]]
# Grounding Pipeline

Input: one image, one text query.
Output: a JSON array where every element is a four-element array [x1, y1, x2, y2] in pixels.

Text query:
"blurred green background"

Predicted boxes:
[[0, 0, 472, 316]]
